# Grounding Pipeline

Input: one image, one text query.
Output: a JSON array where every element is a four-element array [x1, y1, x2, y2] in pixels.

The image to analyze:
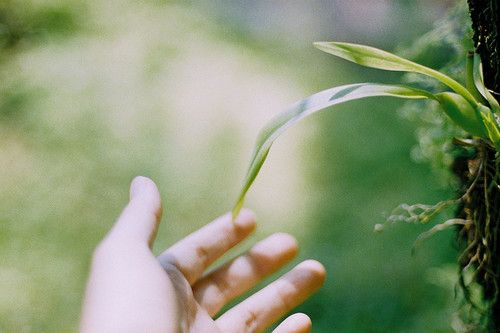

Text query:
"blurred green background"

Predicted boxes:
[[0, 0, 468, 331]]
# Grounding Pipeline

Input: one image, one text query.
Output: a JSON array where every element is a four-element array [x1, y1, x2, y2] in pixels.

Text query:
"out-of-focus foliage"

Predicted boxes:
[[0, 0, 464, 332], [399, 3, 474, 185]]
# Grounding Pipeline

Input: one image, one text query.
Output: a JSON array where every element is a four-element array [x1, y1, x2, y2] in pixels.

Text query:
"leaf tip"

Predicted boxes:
[[231, 199, 244, 221], [313, 41, 337, 50], [313, 41, 326, 48]]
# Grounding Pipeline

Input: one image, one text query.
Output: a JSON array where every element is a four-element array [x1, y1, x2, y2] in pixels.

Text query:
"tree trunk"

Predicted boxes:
[[462, 1, 500, 331]]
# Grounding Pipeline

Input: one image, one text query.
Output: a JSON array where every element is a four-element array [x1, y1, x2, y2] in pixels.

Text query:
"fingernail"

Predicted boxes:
[[129, 176, 148, 200], [233, 208, 257, 230]]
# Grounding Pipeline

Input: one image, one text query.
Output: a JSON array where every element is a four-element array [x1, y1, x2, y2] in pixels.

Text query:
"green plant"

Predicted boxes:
[[232, 42, 500, 218], [232, 39, 500, 330]]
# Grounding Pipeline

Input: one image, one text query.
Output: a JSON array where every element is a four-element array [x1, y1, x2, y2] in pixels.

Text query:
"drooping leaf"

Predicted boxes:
[[232, 83, 435, 218], [314, 42, 477, 106]]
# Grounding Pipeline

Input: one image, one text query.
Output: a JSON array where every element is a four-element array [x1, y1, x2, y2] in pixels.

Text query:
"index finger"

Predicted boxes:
[[158, 209, 256, 285]]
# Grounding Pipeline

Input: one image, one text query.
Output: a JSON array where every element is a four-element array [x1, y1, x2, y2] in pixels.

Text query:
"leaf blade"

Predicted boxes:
[[472, 53, 500, 113], [477, 104, 500, 151], [232, 83, 434, 218], [314, 41, 477, 105], [466, 52, 487, 104]]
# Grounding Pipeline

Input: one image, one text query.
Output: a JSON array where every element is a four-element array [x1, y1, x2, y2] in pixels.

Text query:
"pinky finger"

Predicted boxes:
[[272, 313, 312, 333]]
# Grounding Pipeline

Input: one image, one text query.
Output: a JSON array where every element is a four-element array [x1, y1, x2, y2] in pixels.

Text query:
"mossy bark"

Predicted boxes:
[[461, 1, 500, 331]]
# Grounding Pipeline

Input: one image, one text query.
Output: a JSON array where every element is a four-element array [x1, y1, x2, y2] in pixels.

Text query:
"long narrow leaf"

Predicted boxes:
[[473, 53, 500, 113], [466, 52, 487, 104], [470, 54, 500, 149], [478, 104, 500, 151], [232, 83, 435, 218], [314, 42, 477, 106]]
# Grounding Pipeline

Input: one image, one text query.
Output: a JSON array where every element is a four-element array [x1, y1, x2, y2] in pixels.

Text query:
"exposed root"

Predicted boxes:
[[454, 139, 500, 332], [412, 218, 467, 254], [378, 138, 500, 331], [387, 201, 460, 225]]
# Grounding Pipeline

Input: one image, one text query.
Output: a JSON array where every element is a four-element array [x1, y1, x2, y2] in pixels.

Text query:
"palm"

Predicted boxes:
[[158, 262, 219, 332]]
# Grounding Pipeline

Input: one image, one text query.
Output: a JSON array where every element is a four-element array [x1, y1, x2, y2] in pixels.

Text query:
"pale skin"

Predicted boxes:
[[80, 176, 326, 333]]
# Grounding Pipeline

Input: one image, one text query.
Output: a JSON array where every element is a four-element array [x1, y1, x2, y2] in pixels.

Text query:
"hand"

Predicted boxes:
[[80, 176, 325, 333]]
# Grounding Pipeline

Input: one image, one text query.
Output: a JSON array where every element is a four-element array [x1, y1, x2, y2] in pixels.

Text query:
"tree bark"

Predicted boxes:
[[468, 0, 500, 95], [465, 1, 500, 331]]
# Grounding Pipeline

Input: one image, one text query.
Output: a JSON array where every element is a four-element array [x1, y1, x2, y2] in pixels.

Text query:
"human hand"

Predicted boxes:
[[80, 176, 325, 333]]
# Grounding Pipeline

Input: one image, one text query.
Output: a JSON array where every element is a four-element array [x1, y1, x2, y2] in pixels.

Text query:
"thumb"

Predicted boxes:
[[109, 176, 163, 247]]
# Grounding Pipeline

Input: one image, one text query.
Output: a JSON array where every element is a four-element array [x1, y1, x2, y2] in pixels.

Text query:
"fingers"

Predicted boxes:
[[193, 233, 298, 316], [272, 313, 311, 333], [106, 176, 162, 247], [158, 209, 256, 284], [216, 260, 325, 333]]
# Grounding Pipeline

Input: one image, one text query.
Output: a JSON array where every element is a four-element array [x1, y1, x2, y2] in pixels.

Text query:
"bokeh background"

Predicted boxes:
[[0, 0, 469, 331]]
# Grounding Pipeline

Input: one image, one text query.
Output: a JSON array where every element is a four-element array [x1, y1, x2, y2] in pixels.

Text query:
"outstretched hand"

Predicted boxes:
[[80, 176, 325, 332]]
